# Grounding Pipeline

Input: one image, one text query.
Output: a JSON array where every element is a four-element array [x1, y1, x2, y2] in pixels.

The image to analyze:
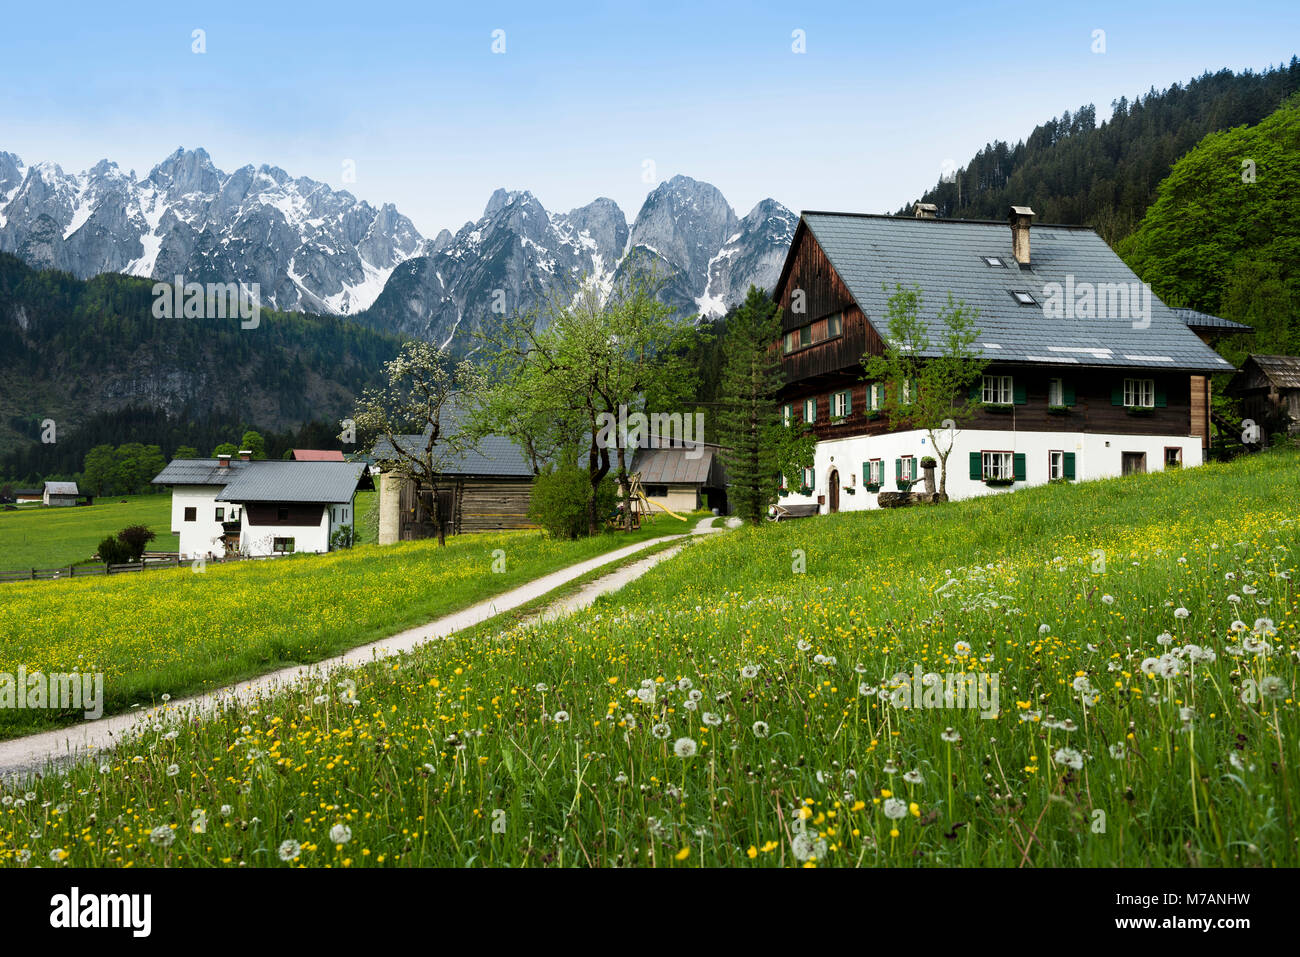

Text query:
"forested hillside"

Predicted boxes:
[[903, 60, 1300, 242], [1118, 94, 1300, 364], [0, 254, 404, 481]]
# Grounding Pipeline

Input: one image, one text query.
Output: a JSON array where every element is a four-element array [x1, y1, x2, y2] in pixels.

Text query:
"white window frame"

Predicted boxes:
[[802, 467, 815, 489], [832, 390, 851, 418], [868, 382, 883, 410], [901, 378, 914, 405], [1124, 378, 1155, 408], [900, 456, 915, 482], [1048, 450, 1065, 480], [782, 404, 793, 427], [982, 450, 1013, 480], [982, 375, 1013, 405], [1048, 378, 1064, 407], [867, 459, 883, 486], [803, 397, 817, 423]]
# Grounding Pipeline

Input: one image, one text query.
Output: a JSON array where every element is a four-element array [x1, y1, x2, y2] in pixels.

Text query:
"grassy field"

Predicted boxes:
[[2, 453, 1296, 868], [0, 494, 177, 569], [0, 518, 686, 737], [0, 490, 381, 569]]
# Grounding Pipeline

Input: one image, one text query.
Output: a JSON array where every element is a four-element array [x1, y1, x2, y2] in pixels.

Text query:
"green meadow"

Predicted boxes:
[[2, 450, 1295, 867]]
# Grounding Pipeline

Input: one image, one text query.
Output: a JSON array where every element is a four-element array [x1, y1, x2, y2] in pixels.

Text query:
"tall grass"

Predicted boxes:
[[2, 452, 1295, 867]]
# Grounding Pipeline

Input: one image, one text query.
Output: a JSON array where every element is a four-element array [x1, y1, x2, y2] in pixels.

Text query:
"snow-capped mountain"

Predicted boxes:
[[0, 148, 423, 314], [360, 175, 795, 350], [0, 149, 796, 346]]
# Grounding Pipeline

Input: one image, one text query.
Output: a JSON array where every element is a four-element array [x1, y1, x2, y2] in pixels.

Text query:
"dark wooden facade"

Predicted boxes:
[[397, 476, 533, 540], [246, 503, 327, 526], [791, 364, 1196, 442], [772, 222, 1207, 446]]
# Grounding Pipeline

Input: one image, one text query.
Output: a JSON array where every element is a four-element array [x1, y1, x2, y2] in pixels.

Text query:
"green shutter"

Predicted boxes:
[[1013, 381, 1027, 405], [1111, 384, 1124, 406], [970, 451, 982, 480], [844, 390, 852, 414], [1013, 453, 1026, 481], [1155, 386, 1167, 408], [895, 458, 903, 485], [969, 381, 982, 402], [1063, 382, 1076, 406], [808, 468, 814, 489], [862, 462, 870, 485], [1063, 452, 1076, 480]]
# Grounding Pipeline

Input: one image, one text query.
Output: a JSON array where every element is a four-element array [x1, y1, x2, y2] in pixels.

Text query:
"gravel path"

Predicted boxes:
[[0, 519, 727, 780]]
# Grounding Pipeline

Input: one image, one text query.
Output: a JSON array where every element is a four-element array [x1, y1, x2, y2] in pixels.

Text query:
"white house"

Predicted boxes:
[[770, 206, 1236, 514], [151, 452, 365, 559]]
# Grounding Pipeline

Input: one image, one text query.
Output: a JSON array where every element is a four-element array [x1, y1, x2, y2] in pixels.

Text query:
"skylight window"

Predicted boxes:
[[1010, 290, 1036, 306], [982, 256, 1005, 267]]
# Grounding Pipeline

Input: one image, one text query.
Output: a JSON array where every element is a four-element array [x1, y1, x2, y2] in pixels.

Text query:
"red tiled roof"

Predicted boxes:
[[291, 449, 346, 462]]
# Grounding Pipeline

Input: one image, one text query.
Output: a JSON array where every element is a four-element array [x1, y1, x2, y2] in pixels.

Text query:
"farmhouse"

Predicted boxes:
[[151, 452, 365, 558], [629, 439, 729, 514], [1229, 355, 1300, 440], [771, 205, 1235, 513], [43, 481, 79, 507], [373, 432, 534, 543]]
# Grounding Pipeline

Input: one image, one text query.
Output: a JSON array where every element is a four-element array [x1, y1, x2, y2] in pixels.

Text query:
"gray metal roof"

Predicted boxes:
[[151, 458, 364, 503], [43, 481, 79, 495], [151, 459, 252, 487], [799, 212, 1235, 373], [1172, 307, 1253, 332], [216, 461, 366, 504], [372, 432, 533, 478], [631, 446, 719, 486]]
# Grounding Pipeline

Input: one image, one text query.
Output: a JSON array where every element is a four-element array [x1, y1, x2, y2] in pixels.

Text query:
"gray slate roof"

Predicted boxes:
[[1172, 307, 1253, 332], [44, 481, 79, 495], [800, 212, 1235, 373], [372, 432, 533, 478], [151, 459, 364, 503]]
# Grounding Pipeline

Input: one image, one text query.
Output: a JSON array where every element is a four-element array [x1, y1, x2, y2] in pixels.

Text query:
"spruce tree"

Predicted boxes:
[[716, 286, 814, 525]]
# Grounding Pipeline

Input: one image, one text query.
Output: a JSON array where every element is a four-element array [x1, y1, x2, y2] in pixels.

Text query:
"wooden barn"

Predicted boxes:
[[1229, 355, 1300, 441], [769, 204, 1237, 514], [373, 433, 535, 543]]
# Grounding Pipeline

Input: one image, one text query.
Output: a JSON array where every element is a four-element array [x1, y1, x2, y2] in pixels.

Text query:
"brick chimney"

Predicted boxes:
[[238, 450, 252, 462], [217, 454, 231, 469], [1009, 205, 1035, 265], [913, 202, 938, 219]]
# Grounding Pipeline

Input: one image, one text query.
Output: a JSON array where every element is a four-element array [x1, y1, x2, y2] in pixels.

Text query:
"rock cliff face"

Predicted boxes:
[[1, 147, 797, 351], [0, 148, 423, 314]]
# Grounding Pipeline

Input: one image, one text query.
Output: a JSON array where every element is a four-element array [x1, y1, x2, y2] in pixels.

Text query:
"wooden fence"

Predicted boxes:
[[0, 551, 274, 584]]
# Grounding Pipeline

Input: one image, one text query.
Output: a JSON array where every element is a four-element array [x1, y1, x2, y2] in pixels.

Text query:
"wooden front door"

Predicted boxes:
[[828, 469, 840, 513]]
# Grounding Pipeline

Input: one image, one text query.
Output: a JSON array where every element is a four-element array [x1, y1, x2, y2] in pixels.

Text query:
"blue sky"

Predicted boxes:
[[3, 0, 1295, 236]]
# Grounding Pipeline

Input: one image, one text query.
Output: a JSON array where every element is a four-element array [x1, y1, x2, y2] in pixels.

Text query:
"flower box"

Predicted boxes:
[[984, 477, 1015, 487]]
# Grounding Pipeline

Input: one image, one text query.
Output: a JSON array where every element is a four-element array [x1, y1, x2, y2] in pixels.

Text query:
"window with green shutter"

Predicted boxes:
[[969, 451, 982, 480], [1064, 452, 1076, 480], [1013, 381, 1027, 405], [1013, 453, 1026, 481]]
